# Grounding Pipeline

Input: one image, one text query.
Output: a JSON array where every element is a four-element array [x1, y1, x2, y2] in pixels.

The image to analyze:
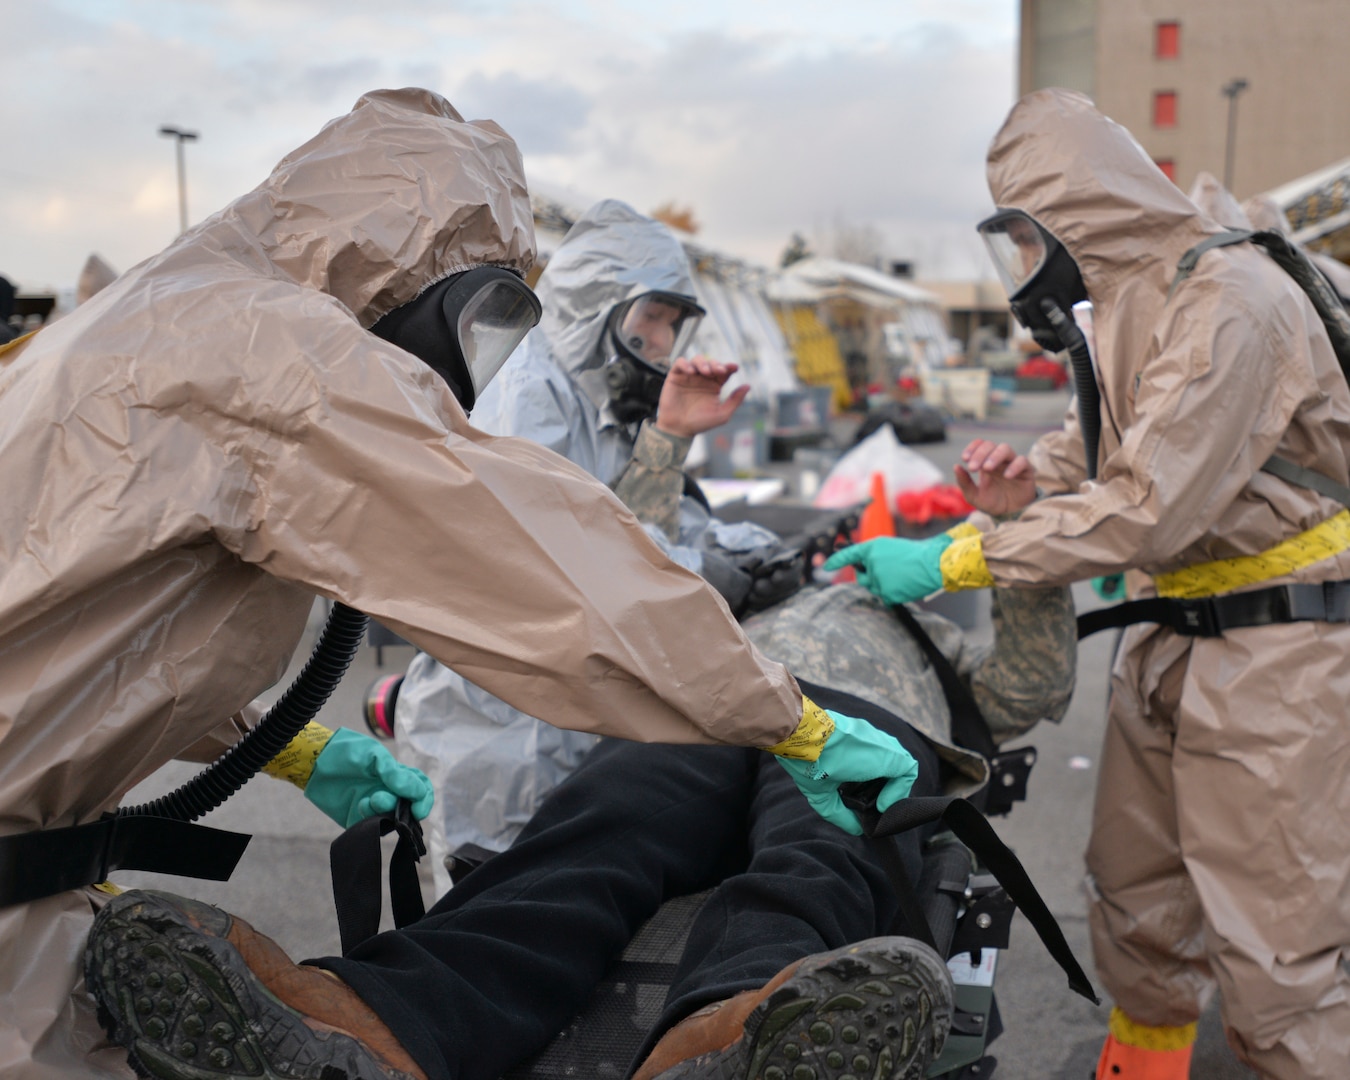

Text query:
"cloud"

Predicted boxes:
[[1, 1, 1015, 288], [454, 72, 593, 155]]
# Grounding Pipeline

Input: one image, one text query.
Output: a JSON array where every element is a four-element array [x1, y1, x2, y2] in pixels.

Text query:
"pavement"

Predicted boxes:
[[119, 388, 1256, 1079]]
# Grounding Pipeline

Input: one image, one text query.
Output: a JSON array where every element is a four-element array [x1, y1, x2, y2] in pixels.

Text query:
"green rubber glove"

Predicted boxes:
[[823, 533, 951, 605], [775, 710, 919, 836], [1092, 574, 1125, 602], [304, 728, 435, 829]]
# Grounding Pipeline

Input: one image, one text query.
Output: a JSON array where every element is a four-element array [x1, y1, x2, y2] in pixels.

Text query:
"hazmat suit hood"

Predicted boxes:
[[225, 87, 535, 325], [534, 199, 697, 378], [1187, 171, 1253, 232]]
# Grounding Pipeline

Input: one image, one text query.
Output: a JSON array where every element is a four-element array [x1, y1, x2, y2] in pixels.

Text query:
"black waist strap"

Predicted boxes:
[[0, 814, 250, 909], [1078, 580, 1350, 640]]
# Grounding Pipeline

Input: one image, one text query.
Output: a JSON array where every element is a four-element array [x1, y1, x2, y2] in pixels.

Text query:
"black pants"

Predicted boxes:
[[320, 721, 941, 1080]]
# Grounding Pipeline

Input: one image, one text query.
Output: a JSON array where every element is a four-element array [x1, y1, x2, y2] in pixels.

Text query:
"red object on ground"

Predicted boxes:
[[1015, 355, 1069, 389], [895, 484, 973, 525]]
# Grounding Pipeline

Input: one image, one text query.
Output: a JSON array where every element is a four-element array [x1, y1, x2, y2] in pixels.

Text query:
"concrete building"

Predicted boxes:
[[1019, 0, 1350, 199]]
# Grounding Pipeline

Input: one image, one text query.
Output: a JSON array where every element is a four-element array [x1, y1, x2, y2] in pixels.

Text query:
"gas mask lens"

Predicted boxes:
[[453, 272, 542, 396], [615, 292, 705, 370], [978, 210, 1050, 297]]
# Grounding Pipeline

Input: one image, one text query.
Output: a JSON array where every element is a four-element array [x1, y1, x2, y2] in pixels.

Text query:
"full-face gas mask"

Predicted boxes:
[[370, 266, 542, 411], [977, 209, 1088, 354], [602, 291, 706, 424], [978, 209, 1102, 478]]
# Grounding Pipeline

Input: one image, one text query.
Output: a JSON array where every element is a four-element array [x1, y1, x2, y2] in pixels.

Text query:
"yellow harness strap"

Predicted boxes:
[[1155, 510, 1350, 599]]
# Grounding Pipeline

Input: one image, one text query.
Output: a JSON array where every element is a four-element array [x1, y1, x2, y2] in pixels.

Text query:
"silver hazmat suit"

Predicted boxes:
[[983, 89, 1350, 1078], [0, 90, 802, 1078], [396, 200, 780, 867]]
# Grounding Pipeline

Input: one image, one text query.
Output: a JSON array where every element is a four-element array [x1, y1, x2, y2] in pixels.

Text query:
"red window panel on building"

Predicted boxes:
[[1156, 21, 1180, 58], [1154, 91, 1177, 128], [1155, 159, 1177, 182]]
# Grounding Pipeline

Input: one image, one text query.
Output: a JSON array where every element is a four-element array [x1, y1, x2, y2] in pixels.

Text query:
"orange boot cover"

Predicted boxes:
[[1095, 1006, 1196, 1079]]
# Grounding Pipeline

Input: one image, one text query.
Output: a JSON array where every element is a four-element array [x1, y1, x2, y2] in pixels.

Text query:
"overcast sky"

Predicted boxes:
[[3, 0, 1018, 292]]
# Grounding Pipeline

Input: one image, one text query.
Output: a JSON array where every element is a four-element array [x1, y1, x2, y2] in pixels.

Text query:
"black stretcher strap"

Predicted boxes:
[[0, 814, 250, 909], [887, 603, 997, 761], [330, 799, 426, 954], [1077, 580, 1350, 640], [843, 787, 1099, 1005]]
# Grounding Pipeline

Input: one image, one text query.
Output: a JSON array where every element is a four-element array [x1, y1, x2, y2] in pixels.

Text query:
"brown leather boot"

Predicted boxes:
[[85, 889, 426, 1080], [632, 937, 953, 1080]]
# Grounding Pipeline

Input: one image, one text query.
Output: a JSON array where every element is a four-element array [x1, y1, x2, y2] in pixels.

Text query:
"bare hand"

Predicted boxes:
[[955, 439, 1037, 517], [655, 356, 751, 439]]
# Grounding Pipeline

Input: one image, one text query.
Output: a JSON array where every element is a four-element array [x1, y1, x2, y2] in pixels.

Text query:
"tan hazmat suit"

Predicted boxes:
[[981, 90, 1350, 1078], [0, 88, 800, 1079]]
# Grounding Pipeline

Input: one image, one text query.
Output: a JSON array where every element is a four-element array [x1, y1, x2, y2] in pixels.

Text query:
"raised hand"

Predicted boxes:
[[955, 439, 1037, 517], [655, 356, 751, 439]]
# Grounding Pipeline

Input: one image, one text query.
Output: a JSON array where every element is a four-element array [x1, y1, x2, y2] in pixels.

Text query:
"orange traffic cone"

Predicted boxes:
[[833, 473, 894, 584], [857, 472, 896, 541]]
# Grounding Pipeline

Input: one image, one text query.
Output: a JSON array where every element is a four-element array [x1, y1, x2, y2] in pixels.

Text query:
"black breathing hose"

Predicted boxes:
[[1042, 299, 1101, 480], [119, 602, 369, 822]]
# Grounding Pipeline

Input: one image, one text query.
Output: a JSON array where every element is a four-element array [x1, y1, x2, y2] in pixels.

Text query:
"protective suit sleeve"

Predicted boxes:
[[174, 703, 260, 763], [223, 319, 802, 750], [982, 284, 1323, 585], [1026, 397, 1088, 498], [612, 421, 693, 541]]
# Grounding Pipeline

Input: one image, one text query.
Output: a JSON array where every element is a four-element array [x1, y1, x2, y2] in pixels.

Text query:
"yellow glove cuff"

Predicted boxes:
[[260, 721, 334, 789], [944, 521, 981, 542], [939, 534, 994, 591], [761, 696, 835, 762], [1107, 1007, 1197, 1052]]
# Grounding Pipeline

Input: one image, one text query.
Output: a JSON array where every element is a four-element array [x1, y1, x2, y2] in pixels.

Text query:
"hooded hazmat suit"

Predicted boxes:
[[977, 90, 1350, 1077], [396, 200, 784, 868], [0, 89, 804, 1079]]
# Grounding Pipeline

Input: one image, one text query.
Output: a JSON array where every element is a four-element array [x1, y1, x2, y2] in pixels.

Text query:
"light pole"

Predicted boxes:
[[158, 125, 199, 234], [1221, 78, 1249, 192]]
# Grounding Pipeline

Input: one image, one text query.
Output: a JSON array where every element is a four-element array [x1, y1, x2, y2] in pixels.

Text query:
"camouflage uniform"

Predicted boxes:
[[616, 426, 1079, 792], [613, 422, 693, 542]]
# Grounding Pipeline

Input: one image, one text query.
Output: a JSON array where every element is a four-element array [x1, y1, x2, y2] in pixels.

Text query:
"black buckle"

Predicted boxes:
[[984, 748, 1036, 817], [1170, 597, 1221, 636]]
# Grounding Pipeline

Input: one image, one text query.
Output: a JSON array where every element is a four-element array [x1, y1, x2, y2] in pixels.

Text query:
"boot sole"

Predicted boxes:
[[661, 936, 953, 1080], [84, 889, 412, 1080]]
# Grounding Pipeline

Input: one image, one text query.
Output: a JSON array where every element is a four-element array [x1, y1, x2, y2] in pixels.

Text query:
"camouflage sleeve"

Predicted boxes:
[[963, 585, 1077, 744], [611, 421, 693, 541]]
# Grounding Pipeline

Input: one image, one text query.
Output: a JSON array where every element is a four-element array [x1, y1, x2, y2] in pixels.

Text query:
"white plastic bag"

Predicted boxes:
[[812, 424, 944, 509]]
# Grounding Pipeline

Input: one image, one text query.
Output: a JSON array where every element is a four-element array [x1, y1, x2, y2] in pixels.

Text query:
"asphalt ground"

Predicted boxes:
[[120, 388, 1257, 1079]]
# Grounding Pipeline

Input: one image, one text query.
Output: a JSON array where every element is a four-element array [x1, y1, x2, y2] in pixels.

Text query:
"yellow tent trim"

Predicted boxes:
[[774, 306, 851, 410]]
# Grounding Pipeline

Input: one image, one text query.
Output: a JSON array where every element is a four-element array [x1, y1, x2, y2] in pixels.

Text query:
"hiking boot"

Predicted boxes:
[[634, 936, 953, 1080], [84, 889, 425, 1080]]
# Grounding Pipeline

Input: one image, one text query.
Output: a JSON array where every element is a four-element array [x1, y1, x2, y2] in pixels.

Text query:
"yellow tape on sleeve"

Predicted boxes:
[[761, 697, 835, 762], [260, 721, 334, 789], [1107, 1007, 1197, 1052], [944, 521, 982, 541], [939, 534, 994, 592]]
